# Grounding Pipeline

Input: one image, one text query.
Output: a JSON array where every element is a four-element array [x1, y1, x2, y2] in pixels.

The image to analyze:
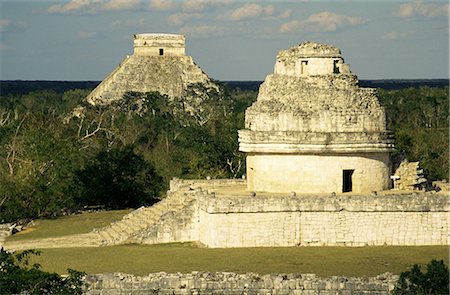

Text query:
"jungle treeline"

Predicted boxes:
[[0, 84, 448, 222]]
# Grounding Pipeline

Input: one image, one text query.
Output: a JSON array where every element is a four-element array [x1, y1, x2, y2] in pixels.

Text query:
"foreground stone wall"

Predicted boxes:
[[85, 272, 398, 295]]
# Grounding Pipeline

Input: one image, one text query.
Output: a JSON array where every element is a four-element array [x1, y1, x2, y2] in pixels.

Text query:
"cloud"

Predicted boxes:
[[278, 8, 293, 19], [382, 31, 411, 40], [279, 12, 365, 33], [167, 13, 202, 26], [266, 8, 292, 20], [102, 0, 140, 11], [48, 0, 100, 14], [111, 18, 145, 28], [397, 1, 449, 18], [149, 0, 174, 11], [0, 19, 27, 33], [219, 3, 274, 21], [77, 31, 99, 39], [182, 0, 233, 12], [179, 25, 226, 38], [47, 0, 140, 14]]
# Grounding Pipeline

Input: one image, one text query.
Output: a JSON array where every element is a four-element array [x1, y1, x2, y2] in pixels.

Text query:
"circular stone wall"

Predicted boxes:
[[246, 153, 390, 194]]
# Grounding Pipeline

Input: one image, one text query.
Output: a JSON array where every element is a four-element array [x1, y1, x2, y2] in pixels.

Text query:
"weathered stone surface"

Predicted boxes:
[[84, 272, 399, 295], [392, 161, 427, 190]]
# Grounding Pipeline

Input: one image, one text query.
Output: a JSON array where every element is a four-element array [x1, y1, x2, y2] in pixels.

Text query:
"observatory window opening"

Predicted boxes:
[[333, 60, 340, 74], [159, 48, 164, 56], [343, 170, 354, 193], [301, 60, 308, 74]]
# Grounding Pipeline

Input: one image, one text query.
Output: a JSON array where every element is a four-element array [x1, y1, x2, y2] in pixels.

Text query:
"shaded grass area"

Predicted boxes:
[[32, 244, 448, 277], [8, 210, 132, 241]]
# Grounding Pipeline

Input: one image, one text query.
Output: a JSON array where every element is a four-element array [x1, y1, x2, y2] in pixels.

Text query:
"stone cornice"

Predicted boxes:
[[238, 130, 394, 153]]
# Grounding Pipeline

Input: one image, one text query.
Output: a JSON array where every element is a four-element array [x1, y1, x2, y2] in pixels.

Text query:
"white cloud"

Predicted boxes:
[[179, 25, 226, 38], [382, 31, 411, 40], [167, 13, 202, 26], [47, 0, 140, 14], [111, 18, 145, 28], [182, 0, 233, 12], [279, 12, 365, 33], [0, 19, 27, 33], [219, 3, 275, 21], [397, 1, 449, 18], [77, 31, 99, 39], [266, 8, 292, 20], [102, 0, 140, 11], [279, 8, 292, 19], [48, 0, 101, 14], [149, 0, 174, 11]]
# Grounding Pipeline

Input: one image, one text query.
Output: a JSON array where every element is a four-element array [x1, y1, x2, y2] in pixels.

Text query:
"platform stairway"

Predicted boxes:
[[4, 190, 197, 250]]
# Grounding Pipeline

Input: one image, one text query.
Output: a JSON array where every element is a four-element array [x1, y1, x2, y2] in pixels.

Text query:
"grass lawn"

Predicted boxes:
[[31, 244, 448, 277], [8, 209, 132, 241]]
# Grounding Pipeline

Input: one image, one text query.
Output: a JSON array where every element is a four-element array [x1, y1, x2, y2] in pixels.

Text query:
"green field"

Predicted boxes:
[[31, 244, 448, 277], [9, 211, 449, 277], [8, 209, 131, 241]]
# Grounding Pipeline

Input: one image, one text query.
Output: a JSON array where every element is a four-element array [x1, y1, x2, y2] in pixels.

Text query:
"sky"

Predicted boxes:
[[0, 0, 448, 81]]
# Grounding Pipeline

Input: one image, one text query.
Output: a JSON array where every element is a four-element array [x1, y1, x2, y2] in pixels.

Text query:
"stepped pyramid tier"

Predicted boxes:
[[86, 33, 219, 108], [238, 41, 395, 194]]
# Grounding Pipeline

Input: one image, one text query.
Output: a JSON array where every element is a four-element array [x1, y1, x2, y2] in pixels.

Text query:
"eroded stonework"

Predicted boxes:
[[86, 33, 218, 107], [239, 41, 394, 194]]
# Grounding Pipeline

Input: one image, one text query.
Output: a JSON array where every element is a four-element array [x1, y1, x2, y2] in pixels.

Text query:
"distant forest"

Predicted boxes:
[[0, 80, 448, 222], [1, 79, 448, 95]]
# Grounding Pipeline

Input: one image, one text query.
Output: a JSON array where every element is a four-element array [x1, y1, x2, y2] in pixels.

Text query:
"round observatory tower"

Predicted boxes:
[[238, 41, 394, 194]]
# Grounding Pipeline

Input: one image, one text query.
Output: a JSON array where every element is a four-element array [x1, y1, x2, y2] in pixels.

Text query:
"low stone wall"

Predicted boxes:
[[197, 192, 448, 247], [84, 272, 398, 295]]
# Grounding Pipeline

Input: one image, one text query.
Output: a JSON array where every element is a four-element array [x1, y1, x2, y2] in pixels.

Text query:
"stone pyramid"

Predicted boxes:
[[86, 33, 218, 106]]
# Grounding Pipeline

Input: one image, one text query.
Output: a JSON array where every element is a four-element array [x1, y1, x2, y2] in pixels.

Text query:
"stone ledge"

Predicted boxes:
[[198, 192, 449, 214]]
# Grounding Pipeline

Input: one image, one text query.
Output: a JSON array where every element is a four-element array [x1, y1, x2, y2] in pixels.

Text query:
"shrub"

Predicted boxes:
[[393, 259, 449, 295], [0, 248, 86, 294], [75, 146, 164, 209]]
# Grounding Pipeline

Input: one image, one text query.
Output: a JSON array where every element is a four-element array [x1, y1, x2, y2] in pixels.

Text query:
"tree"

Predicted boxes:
[[393, 260, 449, 295], [75, 146, 164, 209], [0, 248, 86, 294]]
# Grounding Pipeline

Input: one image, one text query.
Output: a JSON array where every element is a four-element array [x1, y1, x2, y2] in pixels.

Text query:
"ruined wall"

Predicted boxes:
[[196, 191, 448, 248], [246, 75, 386, 133], [245, 153, 390, 193], [84, 272, 398, 295]]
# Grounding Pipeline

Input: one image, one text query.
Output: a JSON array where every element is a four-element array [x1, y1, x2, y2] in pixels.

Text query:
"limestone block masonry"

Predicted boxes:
[[239, 41, 394, 194], [191, 184, 448, 248], [84, 272, 399, 295]]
